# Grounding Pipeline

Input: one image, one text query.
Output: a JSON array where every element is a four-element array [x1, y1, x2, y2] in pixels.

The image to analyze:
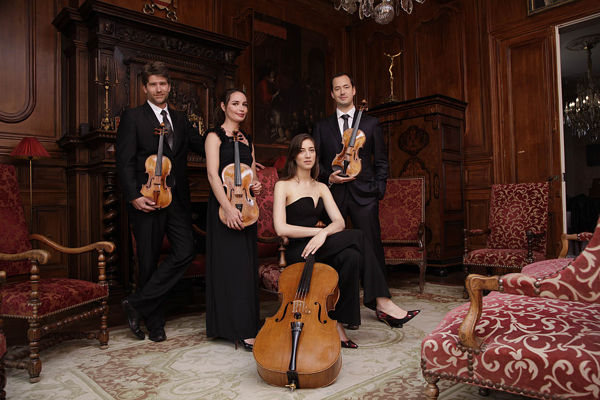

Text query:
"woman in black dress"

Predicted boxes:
[[205, 89, 262, 350], [273, 134, 419, 348]]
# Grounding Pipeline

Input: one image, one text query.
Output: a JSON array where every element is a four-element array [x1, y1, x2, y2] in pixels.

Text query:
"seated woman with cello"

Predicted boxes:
[[273, 133, 419, 348]]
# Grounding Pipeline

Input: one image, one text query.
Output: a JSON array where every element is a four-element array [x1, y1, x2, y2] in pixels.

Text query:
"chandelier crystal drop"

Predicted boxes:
[[334, 0, 425, 25], [563, 35, 600, 143]]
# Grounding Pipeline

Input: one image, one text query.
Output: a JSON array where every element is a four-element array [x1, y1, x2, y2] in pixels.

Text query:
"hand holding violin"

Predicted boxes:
[[222, 204, 244, 230], [328, 170, 355, 186], [131, 196, 159, 213], [251, 179, 262, 196]]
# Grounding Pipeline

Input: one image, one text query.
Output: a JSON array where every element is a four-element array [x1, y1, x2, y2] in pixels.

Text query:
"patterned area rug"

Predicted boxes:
[[7, 283, 529, 399]]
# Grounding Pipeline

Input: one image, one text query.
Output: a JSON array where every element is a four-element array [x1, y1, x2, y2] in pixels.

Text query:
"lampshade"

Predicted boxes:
[[10, 137, 50, 159]]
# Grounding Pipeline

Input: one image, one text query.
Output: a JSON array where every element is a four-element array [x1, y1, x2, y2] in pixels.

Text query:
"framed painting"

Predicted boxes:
[[527, 0, 578, 15], [252, 13, 327, 147]]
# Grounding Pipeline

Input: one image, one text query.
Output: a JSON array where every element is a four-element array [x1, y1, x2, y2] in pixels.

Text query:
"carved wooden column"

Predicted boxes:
[[53, 0, 246, 295], [370, 95, 466, 275]]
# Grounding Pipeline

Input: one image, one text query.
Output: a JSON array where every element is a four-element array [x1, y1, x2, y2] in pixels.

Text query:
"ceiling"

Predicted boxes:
[[559, 16, 600, 79]]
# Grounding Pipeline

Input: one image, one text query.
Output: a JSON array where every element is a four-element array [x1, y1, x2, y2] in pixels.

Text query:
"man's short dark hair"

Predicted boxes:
[[141, 61, 170, 86], [330, 73, 354, 90]]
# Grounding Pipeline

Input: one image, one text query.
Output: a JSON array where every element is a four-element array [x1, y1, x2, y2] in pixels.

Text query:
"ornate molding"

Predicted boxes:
[[0, 0, 36, 123]]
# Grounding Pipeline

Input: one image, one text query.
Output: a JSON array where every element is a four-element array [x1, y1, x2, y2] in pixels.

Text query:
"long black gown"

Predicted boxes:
[[205, 128, 259, 341], [285, 196, 391, 326]]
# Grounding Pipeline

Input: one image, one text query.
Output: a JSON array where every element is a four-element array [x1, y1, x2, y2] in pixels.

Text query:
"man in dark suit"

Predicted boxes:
[[116, 61, 204, 342], [312, 72, 389, 279]]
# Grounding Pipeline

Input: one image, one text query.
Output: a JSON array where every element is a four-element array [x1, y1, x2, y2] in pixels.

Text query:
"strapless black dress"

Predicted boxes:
[[285, 197, 390, 326]]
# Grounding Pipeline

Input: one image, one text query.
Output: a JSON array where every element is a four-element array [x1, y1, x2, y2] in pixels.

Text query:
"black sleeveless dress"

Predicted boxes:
[[205, 128, 259, 341], [285, 196, 390, 326]]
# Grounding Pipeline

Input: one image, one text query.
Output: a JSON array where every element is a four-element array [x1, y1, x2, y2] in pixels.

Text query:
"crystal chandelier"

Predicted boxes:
[[333, 0, 425, 25], [563, 35, 600, 143]]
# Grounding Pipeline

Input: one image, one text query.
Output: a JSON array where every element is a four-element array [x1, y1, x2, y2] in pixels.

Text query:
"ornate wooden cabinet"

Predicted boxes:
[[53, 0, 246, 296], [369, 95, 466, 273]]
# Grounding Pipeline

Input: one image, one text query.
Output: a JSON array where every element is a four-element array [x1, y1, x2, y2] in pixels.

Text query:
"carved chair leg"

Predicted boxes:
[[99, 299, 109, 349], [419, 260, 426, 294], [27, 318, 42, 383], [424, 375, 440, 400], [478, 387, 490, 396], [462, 263, 470, 299]]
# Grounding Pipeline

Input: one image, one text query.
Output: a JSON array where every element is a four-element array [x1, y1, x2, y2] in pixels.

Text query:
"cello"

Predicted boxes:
[[253, 254, 341, 390], [140, 123, 172, 209], [331, 100, 368, 178], [219, 131, 259, 227]]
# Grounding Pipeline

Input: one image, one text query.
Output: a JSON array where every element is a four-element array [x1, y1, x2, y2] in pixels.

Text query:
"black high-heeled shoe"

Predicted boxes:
[[376, 309, 421, 328], [234, 339, 254, 352], [341, 339, 358, 349]]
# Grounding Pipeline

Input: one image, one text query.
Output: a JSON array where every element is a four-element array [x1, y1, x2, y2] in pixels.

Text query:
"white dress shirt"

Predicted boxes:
[[147, 101, 174, 132], [336, 107, 356, 137]]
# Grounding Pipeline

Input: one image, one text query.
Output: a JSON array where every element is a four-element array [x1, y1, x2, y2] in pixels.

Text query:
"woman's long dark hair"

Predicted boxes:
[[213, 88, 247, 128], [282, 133, 319, 181]]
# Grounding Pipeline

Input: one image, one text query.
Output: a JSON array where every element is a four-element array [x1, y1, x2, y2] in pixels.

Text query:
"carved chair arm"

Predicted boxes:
[[192, 224, 206, 237], [558, 231, 593, 258], [463, 228, 491, 256], [0, 249, 50, 265], [29, 234, 114, 286], [458, 274, 500, 350], [525, 230, 546, 264]]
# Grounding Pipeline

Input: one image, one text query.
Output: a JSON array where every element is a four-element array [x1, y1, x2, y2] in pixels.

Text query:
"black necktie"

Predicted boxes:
[[341, 114, 350, 135], [161, 109, 174, 149]]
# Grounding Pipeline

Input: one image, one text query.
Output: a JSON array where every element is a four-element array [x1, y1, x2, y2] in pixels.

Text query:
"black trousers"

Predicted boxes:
[[128, 194, 194, 331], [334, 187, 387, 277]]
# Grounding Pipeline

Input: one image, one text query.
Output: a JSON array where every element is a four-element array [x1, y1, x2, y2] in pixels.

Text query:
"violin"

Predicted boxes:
[[219, 131, 259, 227], [253, 255, 341, 390], [331, 100, 368, 178], [140, 123, 172, 209]]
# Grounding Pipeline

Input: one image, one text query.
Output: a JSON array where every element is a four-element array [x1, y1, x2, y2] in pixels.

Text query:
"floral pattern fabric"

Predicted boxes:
[[0, 278, 108, 318], [502, 217, 600, 303], [379, 178, 424, 242], [0, 164, 33, 277], [256, 167, 279, 258], [487, 182, 549, 252], [422, 291, 600, 399], [257, 261, 282, 292], [464, 248, 545, 269]]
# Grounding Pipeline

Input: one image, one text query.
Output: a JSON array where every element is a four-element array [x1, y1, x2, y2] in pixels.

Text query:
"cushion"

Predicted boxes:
[[464, 248, 545, 269], [0, 278, 108, 318], [383, 246, 423, 263], [422, 291, 600, 399], [0, 164, 32, 276], [184, 257, 206, 278], [520, 258, 572, 278], [487, 182, 549, 252]]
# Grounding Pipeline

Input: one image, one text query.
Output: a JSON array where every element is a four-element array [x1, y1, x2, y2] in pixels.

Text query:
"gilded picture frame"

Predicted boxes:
[[527, 0, 579, 16]]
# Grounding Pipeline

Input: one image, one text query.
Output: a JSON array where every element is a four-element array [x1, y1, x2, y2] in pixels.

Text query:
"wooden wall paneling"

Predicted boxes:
[[414, 6, 465, 100]]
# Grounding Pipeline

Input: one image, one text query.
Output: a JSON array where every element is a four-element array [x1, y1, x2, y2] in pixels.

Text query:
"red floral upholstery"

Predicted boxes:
[[256, 167, 285, 292], [502, 217, 600, 303], [379, 177, 427, 292], [487, 182, 549, 251], [464, 182, 549, 277], [0, 164, 31, 276], [521, 258, 572, 278], [464, 248, 545, 268], [0, 278, 108, 318], [422, 291, 600, 399]]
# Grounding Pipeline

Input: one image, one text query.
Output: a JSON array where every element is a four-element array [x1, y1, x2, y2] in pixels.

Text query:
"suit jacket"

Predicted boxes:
[[312, 112, 388, 205], [116, 102, 205, 210]]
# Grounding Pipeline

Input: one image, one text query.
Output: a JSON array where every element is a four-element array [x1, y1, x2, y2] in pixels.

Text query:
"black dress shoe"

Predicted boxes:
[[149, 328, 166, 342], [376, 309, 421, 329], [345, 324, 359, 330], [341, 339, 358, 349], [121, 299, 145, 340]]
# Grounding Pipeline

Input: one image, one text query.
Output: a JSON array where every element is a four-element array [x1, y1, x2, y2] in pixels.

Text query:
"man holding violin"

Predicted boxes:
[[312, 73, 389, 322], [116, 61, 204, 342]]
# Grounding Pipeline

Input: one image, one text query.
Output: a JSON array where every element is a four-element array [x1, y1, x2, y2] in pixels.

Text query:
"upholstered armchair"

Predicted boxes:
[[421, 217, 600, 400], [379, 177, 427, 293], [255, 167, 287, 293], [0, 164, 114, 383], [463, 182, 549, 282]]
